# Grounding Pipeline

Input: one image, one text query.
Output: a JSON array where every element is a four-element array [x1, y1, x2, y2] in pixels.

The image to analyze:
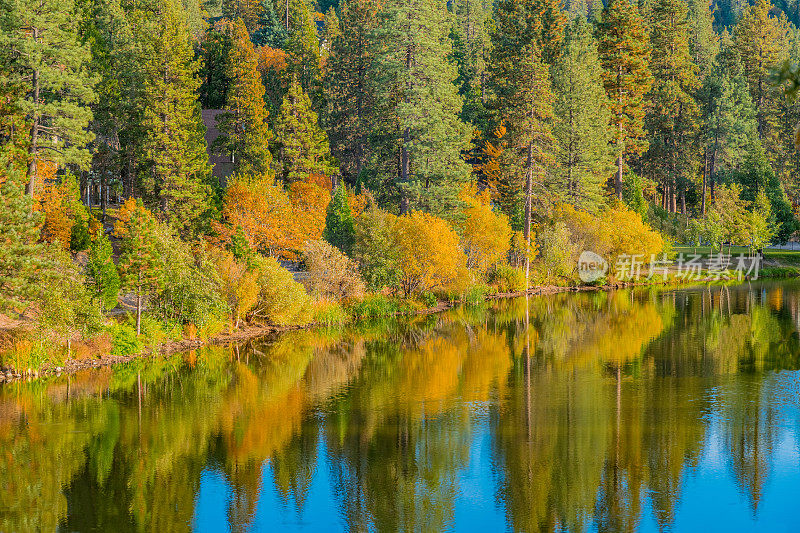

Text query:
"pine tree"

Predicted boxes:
[[596, 0, 652, 199], [86, 233, 121, 310], [687, 0, 719, 79], [274, 76, 337, 184], [0, 0, 97, 196], [642, 0, 700, 213], [140, 0, 211, 237], [368, 0, 472, 216], [252, 0, 288, 47], [216, 18, 274, 175], [589, 0, 604, 24], [118, 200, 162, 335], [552, 17, 612, 212], [0, 170, 44, 311], [222, 0, 262, 31], [324, 0, 379, 183], [285, 0, 322, 103], [321, 6, 341, 65], [199, 20, 234, 109], [490, 0, 568, 109], [323, 185, 355, 255], [500, 43, 555, 281], [734, 0, 789, 157]]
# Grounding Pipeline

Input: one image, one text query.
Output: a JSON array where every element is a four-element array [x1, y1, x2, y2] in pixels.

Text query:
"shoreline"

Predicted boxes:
[[2, 273, 797, 383]]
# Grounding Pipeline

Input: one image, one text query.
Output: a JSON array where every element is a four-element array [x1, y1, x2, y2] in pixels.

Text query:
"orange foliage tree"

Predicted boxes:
[[217, 174, 331, 260], [35, 164, 89, 249]]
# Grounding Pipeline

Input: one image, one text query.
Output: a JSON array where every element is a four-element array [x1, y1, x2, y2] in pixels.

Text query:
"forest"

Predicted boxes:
[[1, 0, 800, 369]]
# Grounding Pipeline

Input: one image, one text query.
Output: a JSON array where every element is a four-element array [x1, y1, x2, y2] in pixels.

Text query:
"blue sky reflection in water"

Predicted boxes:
[[2, 282, 800, 532]]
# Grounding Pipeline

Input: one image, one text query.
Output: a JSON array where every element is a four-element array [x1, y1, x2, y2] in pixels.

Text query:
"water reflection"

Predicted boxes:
[[2, 283, 800, 531]]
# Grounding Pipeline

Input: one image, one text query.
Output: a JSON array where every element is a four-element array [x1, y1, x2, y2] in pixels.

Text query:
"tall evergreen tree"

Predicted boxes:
[[285, 0, 322, 103], [596, 0, 652, 199], [251, 0, 288, 47], [642, 0, 700, 213], [324, 0, 379, 183], [216, 18, 274, 175], [274, 76, 337, 183], [500, 43, 555, 280], [734, 0, 790, 159], [0, 0, 97, 195], [140, 0, 211, 236], [222, 0, 262, 31], [699, 35, 757, 212], [0, 169, 44, 310], [323, 185, 355, 255], [552, 17, 612, 212], [199, 20, 234, 109], [687, 0, 719, 80], [368, 0, 472, 215]]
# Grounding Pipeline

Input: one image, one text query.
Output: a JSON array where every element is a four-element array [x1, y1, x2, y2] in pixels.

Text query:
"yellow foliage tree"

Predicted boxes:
[[395, 211, 466, 295], [213, 250, 259, 328], [457, 185, 512, 275]]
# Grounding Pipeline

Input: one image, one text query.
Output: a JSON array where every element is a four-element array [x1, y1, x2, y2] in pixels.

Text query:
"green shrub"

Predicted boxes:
[[354, 208, 401, 290], [109, 323, 142, 357], [418, 291, 438, 307], [488, 264, 527, 293], [70, 215, 91, 251], [149, 228, 229, 327], [86, 234, 121, 310], [250, 256, 312, 325]]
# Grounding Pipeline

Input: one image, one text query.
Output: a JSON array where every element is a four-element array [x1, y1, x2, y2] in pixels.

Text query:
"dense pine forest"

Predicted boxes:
[[1, 0, 800, 369]]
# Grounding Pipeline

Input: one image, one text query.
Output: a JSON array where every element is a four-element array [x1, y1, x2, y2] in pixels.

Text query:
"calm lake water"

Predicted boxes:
[[2, 282, 800, 532]]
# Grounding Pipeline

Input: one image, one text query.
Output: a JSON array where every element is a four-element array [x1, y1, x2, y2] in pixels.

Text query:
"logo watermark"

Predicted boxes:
[[578, 250, 609, 282], [577, 252, 761, 282]]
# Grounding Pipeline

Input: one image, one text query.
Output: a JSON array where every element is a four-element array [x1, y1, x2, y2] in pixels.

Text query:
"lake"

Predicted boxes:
[[2, 282, 800, 532]]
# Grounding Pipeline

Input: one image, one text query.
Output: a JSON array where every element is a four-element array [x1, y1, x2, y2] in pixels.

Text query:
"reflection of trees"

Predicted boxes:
[[1, 282, 800, 531], [720, 375, 779, 514]]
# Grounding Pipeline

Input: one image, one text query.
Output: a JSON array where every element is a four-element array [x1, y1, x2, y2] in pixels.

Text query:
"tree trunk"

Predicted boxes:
[[136, 271, 142, 335], [701, 151, 708, 215], [26, 57, 40, 197], [524, 143, 534, 288], [400, 127, 410, 214]]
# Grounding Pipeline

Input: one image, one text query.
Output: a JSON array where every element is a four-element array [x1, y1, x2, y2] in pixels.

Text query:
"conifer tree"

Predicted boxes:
[[199, 20, 234, 109], [589, 0, 604, 24], [274, 76, 337, 184], [216, 18, 274, 175], [324, 0, 379, 183], [252, 0, 288, 47], [0, 0, 97, 195], [0, 170, 44, 310], [140, 0, 211, 237], [687, 0, 719, 79], [222, 0, 262, 31], [285, 0, 322, 102], [321, 6, 341, 65], [596, 0, 652, 199], [643, 0, 700, 213], [734, 0, 790, 162], [118, 200, 162, 335], [323, 185, 355, 255], [552, 17, 612, 212], [368, 0, 472, 215], [500, 43, 555, 281]]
